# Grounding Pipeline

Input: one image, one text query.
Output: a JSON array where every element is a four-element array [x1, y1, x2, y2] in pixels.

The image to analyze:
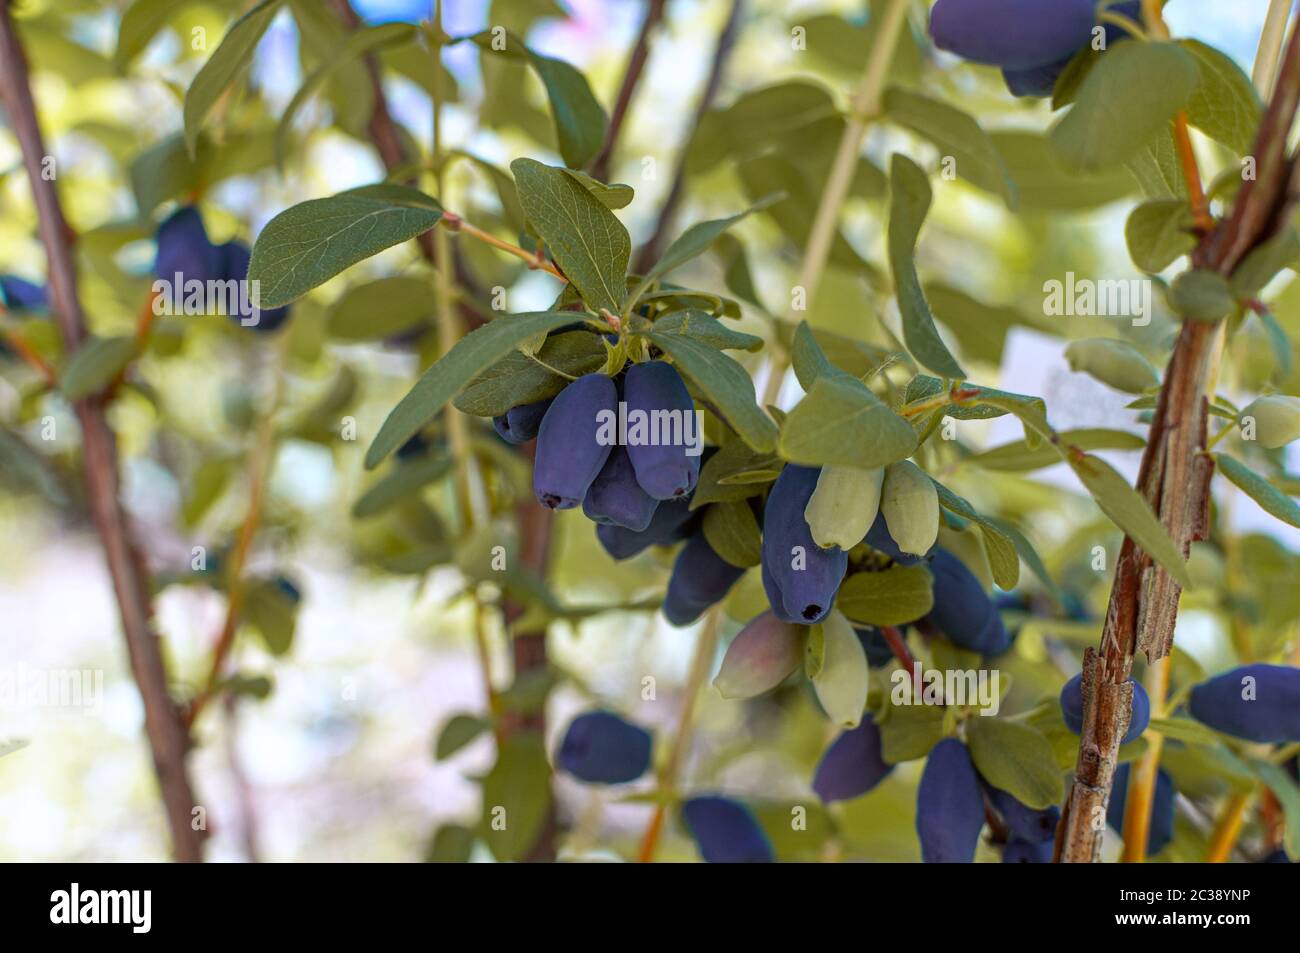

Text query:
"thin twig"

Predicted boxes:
[[0, 1, 204, 862], [588, 0, 668, 184], [760, 0, 910, 406], [186, 345, 285, 727], [637, 607, 721, 863], [0, 322, 56, 385], [633, 0, 745, 274], [1058, 10, 1300, 862]]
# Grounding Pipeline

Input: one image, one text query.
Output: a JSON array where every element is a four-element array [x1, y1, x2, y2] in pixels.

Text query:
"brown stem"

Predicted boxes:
[[186, 363, 282, 728], [637, 607, 721, 863], [1058, 16, 1300, 863], [0, 2, 203, 862], [633, 0, 746, 273], [588, 0, 668, 183]]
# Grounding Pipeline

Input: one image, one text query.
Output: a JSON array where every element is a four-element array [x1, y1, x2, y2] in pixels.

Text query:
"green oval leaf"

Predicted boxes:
[[183, 0, 285, 155], [778, 374, 917, 469], [367, 311, 582, 469], [966, 717, 1063, 810], [60, 336, 137, 402], [248, 184, 443, 308], [1067, 452, 1192, 588], [1050, 41, 1199, 172], [643, 330, 777, 453], [887, 154, 965, 379], [510, 158, 630, 315], [1215, 452, 1300, 529], [836, 563, 934, 626]]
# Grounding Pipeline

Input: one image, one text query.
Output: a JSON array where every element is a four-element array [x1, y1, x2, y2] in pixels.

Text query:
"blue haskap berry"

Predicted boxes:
[[0, 275, 48, 312], [987, 787, 1059, 843], [217, 240, 290, 331], [680, 795, 774, 863], [622, 360, 700, 500], [155, 206, 221, 287], [812, 714, 893, 803], [533, 373, 617, 510], [916, 738, 986, 863], [761, 465, 848, 624], [1188, 663, 1300, 743], [584, 444, 659, 531], [493, 398, 552, 445], [555, 710, 652, 784], [923, 549, 1010, 655], [929, 0, 1096, 70], [1060, 673, 1150, 744], [662, 532, 745, 627], [1001, 2, 1141, 97], [864, 510, 927, 565], [1003, 837, 1053, 863], [1108, 762, 1175, 855], [596, 496, 697, 559], [274, 574, 302, 603], [855, 627, 897, 667]]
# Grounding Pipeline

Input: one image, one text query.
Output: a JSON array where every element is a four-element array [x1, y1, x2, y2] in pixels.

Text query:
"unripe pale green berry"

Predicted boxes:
[[880, 461, 939, 556], [811, 610, 869, 728], [1240, 395, 1300, 449], [804, 465, 884, 551], [1064, 339, 1159, 394]]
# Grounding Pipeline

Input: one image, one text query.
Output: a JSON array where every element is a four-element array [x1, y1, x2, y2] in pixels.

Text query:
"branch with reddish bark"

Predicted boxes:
[[1057, 16, 1300, 863], [633, 0, 746, 274], [0, 2, 203, 862], [588, 0, 668, 184]]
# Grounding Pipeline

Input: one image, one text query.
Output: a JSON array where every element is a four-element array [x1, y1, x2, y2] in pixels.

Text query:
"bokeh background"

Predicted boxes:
[[0, 0, 1292, 862]]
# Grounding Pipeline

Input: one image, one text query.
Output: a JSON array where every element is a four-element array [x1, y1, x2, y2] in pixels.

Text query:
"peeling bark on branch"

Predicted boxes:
[[1058, 17, 1300, 862]]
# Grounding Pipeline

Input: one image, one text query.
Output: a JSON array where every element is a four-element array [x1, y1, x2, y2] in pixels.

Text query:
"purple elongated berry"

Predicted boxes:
[[217, 240, 290, 331], [855, 627, 897, 667], [923, 549, 1010, 655], [916, 738, 986, 863], [680, 795, 774, 863], [1060, 673, 1150, 744], [987, 787, 1059, 843], [155, 206, 221, 286], [493, 398, 552, 445], [1000, 2, 1141, 97], [1187, 663, 1300, 743], [761, 465, 848, 624], [555, 710, 652, 785], [584, 444, 658, 530], [812, 714, 893, 803], [596, 497, 697, 559], [1108, 762, 1175, 854], [662, 533, 746, 627], [1003, 837, 1053, 863], [929, 0, 1096, 70], [0, 275, 47, 311], [533, 373, 617, 510], [622, 360, 700, 500], [863, 510, 927, 566]]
